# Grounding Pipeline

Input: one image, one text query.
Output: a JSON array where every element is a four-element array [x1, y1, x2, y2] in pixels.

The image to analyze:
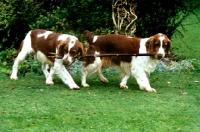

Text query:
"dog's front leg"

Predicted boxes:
[[81, 67, 90, 87], [54, 59, 80, 90], [120, 74, 130, 89], [132, 71, 156, 92], [46, 66, 55, 86]]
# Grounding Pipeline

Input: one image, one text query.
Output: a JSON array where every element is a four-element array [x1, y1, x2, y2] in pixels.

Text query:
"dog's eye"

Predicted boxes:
[[70, 50, 76, 56], [163, 44, 167, 48], [64, 50, 68, 54], [155, 43, 160, 47]]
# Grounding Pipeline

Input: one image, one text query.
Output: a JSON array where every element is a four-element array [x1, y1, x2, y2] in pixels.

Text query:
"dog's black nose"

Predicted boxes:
[[157, 54, 164, 59], [63, 61, 70, 66]]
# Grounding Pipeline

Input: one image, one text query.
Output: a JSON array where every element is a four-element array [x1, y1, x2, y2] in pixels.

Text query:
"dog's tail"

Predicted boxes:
[[83, 30, 94, 45]]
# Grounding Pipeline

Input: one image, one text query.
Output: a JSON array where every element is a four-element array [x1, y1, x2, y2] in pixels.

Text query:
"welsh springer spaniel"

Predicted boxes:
[[81, 30, 171, 92], [10, 29, 85, 89]]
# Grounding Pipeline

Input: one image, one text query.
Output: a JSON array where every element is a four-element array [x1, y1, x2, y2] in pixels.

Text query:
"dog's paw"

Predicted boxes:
[[46, 81, 54, 86], [70, 87, 80, 90], [10, 77, 18, 80], [120, 84, 128, 89], [82, 83, 90, 88], [69, 84, 80, 90], [145, 88, 156, 92]]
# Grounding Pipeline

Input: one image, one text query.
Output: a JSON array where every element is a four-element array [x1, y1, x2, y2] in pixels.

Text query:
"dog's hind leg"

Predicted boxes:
[[10, 40, 32, 80], [10, 31, 34, 80], [10, 51, 29, 80]]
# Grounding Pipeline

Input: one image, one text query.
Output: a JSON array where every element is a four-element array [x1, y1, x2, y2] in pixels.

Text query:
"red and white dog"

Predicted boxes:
[[81, 30, 171, 92], [10, 29, 85, 89]]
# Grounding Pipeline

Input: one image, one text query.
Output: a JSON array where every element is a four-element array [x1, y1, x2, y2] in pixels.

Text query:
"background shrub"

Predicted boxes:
[[1, 0, 199, 50], [0, 0, 45, 49]]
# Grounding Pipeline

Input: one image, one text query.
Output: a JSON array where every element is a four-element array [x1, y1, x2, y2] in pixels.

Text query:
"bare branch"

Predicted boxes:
[[112, 0, 137, 36]]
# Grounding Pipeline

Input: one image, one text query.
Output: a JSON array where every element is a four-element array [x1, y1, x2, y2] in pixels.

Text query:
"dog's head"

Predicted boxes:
[[145, 33, 171, 59], [57, 36, 86, 66]]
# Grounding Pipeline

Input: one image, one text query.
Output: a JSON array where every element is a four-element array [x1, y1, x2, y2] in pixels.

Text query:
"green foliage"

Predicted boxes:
[[0, 48, 17, 67], [30, 0, 113, 34], [1, 0, 200, 50], [0, 48, 42, 76], [17, 55, 43, 76], [0, 48, 17, 75], [0, 0, 46, 49], [135, 0, 200, 38], [29, 7, 72, 33]]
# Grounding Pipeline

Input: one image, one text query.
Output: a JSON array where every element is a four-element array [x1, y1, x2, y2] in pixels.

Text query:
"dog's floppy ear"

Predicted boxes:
[[166, 39, 172, 54], [78, 45, 87, 61], [57, 38, 70, 58], [145, 36, 155, 54]]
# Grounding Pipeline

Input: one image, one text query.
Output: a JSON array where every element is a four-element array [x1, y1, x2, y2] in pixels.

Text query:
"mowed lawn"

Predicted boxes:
[[1, 11, 200, 132], [0, 71, 200, 132]]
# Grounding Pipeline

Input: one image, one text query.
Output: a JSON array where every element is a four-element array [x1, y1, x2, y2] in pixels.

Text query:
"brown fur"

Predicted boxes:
[[83, 30, 141, 66], [146, 34, 171, 57], [81, 30, 172, 92], [24, 29, 85, 64]]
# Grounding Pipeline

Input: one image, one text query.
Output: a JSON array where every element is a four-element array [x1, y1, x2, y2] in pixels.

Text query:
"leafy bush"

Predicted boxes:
[[17, 55, 43, 76], [0, 48, 42, 76], [29, 1, 113, 38], [0, 0, 45, 49], [1, 0, 199, 50], [0, 48, 17, 75], [0, 48, 17, 67]]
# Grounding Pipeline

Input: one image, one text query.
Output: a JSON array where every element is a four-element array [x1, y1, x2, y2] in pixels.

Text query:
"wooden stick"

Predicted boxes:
[[48, 52, 62, 59], [79, 53, 154, 58]]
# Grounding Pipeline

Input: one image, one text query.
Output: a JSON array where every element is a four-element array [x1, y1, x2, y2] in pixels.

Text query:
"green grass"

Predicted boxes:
[[171, 9, 200, 60], [0, 71, 200, 132]]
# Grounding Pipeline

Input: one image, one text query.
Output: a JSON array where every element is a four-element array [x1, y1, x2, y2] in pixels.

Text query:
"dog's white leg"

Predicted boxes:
[[42, 63, 49, 79], [81, 67, 90, 87], [54, 59, 79, 89], [46, 66, 54, 86], [81, 57, 103, 87], [120, 74, 130, 89], [10, 51, 29, 80], [132, 72, 156, 92]]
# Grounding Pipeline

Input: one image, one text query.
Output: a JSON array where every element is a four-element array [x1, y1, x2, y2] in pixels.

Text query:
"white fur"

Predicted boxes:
[[81, 51, 107, 87], [54, 59, 79, 89], [57, 34, 70, 41], [93, 36, 98, 43], [158, 36, 165, 57], [62, 36, 78, 65], [10, 30, 79, 89], [81, 38, 157, 92], [37, 31, 53, 39]]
